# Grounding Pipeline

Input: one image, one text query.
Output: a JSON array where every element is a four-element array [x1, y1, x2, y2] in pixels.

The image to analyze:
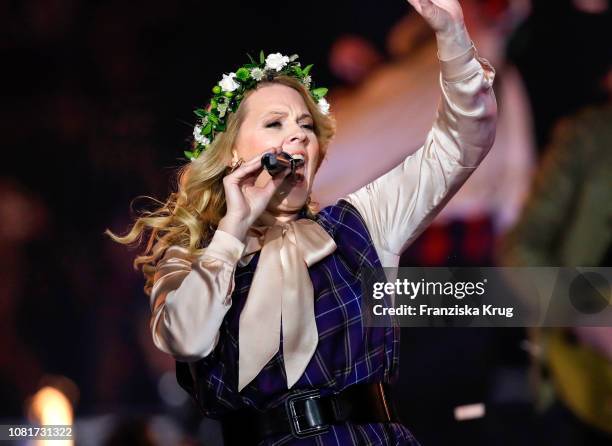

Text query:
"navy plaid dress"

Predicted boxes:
[[176, 199, 420, 445]]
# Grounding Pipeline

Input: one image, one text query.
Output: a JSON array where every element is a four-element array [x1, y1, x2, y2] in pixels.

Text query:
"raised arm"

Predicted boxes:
[[344, 0, 497, 266], [150, 230, 245, 362]]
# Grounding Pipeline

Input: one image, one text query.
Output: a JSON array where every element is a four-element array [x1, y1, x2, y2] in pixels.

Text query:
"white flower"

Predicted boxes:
[[217, 102, 228, 118], [219, 72, 239, 92], [302, 75, 312, 88], [193, 125, 210, 146], [288, 54, 299, 62], [250, 67, 265, 81], [317, 97, 330, 115], [265, 52, 290, 71]]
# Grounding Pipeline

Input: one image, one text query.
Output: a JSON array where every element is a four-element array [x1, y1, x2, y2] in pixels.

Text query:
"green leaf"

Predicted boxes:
[[208, 113, 219, 124], [303, 64, 313, 76], [184, 150, 194, 159], [293, 66, 303, 77], [259, 50, 265, 64], [194, 108, 207, 118], [312, 87, 328, 99], [203, 123, 212, 134], [246, 53, 256, 64]]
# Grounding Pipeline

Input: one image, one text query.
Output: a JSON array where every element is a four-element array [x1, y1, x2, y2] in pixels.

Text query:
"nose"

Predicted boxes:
[[287, 123, 308, 146]]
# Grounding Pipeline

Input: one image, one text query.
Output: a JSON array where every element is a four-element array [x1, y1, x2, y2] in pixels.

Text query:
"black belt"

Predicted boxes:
[[221, 382, 400, 444]]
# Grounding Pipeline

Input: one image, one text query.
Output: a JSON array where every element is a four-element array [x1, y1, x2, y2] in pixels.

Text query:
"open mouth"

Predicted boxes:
[[274, 152, 307, 195], [290, 154, 305, 173], [289, 153, 306, 180]]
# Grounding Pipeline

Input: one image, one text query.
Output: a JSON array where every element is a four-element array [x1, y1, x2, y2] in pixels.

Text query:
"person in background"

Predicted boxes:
[[501, 66, 612, 445]]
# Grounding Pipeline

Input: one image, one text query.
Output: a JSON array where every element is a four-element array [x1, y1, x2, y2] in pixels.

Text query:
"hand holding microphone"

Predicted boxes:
[[218, 150, 304, 241], [219, 150, 290, 240]]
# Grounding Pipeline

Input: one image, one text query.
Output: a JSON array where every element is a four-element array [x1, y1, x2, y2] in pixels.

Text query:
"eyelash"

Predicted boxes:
[[266, 121, 314, 130]]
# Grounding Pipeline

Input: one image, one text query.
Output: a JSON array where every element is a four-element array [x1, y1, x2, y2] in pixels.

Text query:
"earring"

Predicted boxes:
[[229, 158, 244, 173]]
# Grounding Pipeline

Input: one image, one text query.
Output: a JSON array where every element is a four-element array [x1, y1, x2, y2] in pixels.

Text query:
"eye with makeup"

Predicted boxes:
[[264, 120, 315, 131]]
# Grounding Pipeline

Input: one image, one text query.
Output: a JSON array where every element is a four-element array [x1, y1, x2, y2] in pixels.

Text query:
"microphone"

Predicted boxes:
[[261, 152, 304, 176]]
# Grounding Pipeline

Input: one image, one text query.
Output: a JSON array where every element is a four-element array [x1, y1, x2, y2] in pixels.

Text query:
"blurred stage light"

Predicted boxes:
[[454, 403, 486, 421], [27, 384, 74, 445]]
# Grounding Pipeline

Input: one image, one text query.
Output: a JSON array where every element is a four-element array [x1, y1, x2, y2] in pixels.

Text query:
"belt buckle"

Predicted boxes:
[[285, 389, 330, 439]]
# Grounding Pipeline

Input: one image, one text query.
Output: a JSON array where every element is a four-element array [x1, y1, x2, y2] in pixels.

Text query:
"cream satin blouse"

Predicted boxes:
[[149, 43, 497, 385]]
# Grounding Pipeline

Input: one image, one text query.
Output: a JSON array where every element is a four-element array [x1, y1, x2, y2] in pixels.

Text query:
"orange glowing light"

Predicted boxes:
[[28, 385, 74, 446]]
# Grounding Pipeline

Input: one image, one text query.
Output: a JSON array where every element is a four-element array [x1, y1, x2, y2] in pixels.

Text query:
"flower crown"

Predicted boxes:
[[185, 51, 330, 161]]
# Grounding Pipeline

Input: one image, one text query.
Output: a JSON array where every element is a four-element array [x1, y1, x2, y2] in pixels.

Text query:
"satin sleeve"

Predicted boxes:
[[344, 42, 497, 267], [149, 229, 245, 362]]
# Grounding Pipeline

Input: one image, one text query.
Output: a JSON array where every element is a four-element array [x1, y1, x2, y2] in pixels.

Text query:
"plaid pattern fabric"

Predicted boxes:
[[176, 200, 420, 445]]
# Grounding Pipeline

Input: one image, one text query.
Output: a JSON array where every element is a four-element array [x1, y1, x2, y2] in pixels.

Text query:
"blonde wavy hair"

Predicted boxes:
[[105, 75, 336, 296]]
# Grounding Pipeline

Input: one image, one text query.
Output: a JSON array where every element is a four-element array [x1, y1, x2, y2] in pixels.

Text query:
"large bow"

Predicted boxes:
[[237, 218, 336, 392]]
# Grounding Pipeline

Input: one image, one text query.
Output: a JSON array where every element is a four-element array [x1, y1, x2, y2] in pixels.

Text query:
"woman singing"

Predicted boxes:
[[107, 0, 497, 444]]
